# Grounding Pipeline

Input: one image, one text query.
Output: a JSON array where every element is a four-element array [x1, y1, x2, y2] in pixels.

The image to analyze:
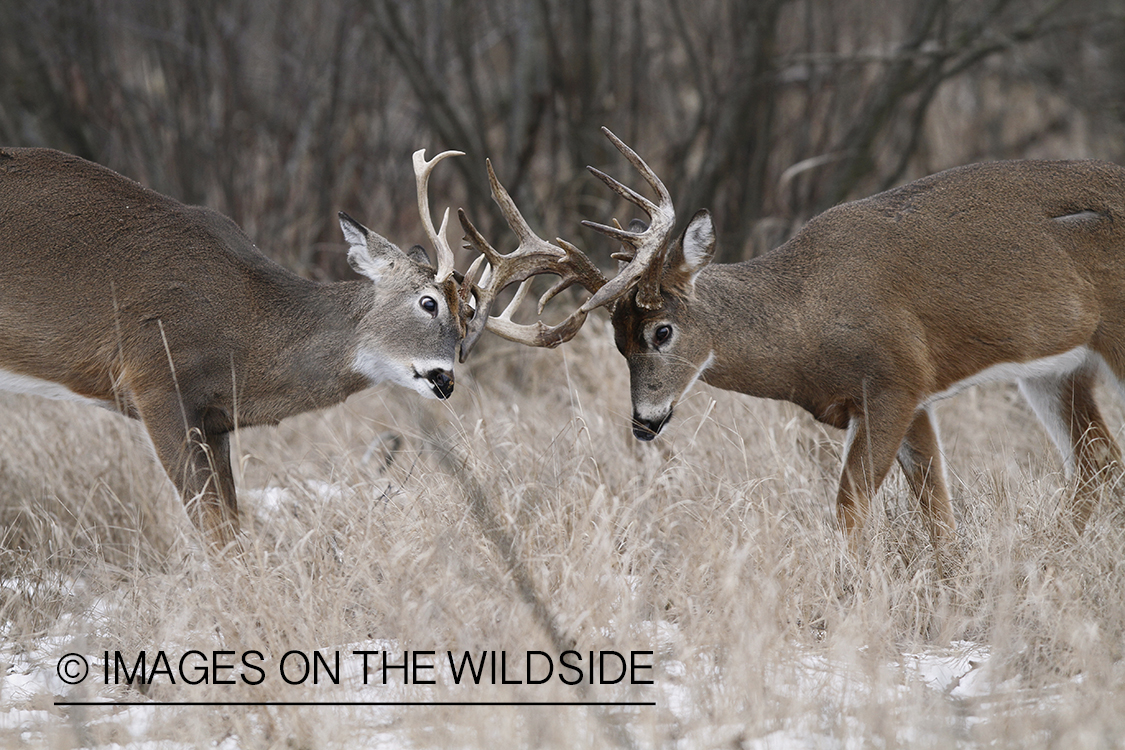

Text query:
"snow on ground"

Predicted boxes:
[[3, 597, 1044, 750], [0, 492, 1067, 748], [1, 629, 411, 749]]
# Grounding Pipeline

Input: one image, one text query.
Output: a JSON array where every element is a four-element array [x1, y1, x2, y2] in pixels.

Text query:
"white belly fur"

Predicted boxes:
[[923, 346, 1095, 406], [0, 367, 111, 409]]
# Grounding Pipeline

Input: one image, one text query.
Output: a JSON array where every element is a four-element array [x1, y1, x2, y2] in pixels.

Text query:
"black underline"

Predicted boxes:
[[54, 701, 656, 707]]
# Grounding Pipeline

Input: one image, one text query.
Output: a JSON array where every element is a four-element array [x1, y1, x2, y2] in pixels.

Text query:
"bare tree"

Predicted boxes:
[[2, 0, 1121, 271]]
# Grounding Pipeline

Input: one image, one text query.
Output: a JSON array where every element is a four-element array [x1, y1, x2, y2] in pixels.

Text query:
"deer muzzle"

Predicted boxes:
[[422, 368, 455, 399], [631, 409, 672, 441]]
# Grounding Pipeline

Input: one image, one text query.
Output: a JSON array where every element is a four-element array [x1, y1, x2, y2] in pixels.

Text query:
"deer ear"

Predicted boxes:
[[339, 211, 400, 282], [662, 209, 715, 293], [338, 211, 368, 248], [679, 210, 715, 276]]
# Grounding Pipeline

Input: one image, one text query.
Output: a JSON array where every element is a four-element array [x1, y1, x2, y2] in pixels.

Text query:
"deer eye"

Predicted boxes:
[[653, 324, 673, 346], [420, 296, 438, 316]]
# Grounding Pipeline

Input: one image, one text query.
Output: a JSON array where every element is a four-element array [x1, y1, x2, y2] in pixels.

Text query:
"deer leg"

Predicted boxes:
[[1020, 367, 1123, 534], [896, 407, 956, 547], [175, 429, 240, 550], [1067, 375, 1121, 533], [142, 403, 240, 550], [836, 398, 915, 545], [197, 431, 239, 544]]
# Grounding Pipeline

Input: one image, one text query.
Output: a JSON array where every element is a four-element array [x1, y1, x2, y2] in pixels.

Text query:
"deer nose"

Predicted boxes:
[[631, 410, 671, 441], [425, 368, 455, 399]]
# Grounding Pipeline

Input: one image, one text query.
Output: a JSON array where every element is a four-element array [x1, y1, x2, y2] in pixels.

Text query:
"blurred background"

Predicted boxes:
[[2, 0, 1124, 274]]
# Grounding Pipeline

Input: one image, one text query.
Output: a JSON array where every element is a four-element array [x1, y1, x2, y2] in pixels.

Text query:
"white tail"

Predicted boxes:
[[0, 146, 468, 549], [461, 128, 1125, 550]]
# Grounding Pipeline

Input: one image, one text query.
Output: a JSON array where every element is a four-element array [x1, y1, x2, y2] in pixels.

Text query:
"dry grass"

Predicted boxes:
[[4, 320, 1125, 748]]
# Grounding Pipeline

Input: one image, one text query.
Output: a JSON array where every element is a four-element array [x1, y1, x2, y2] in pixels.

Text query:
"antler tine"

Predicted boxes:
[[586, 166, 659, 220], [496, 277, 535, 322], [487, 159, 539, 244], [459, 252, 488, 301], [458, 129, 675, 356], [486, 163, 608, 304], [607, 219, 636, 262], [458, 209, 596, 358], [578, 128, 676, 312], [412, 148, 465, 284], [457, 159, 608, 360], [598, 127, 674, 222]]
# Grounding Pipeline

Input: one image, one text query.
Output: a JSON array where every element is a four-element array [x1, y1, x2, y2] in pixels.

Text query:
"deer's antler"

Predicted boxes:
[[458, 128, 675, 360], [579, 127, 675, 312], [412, 148, 465, 284], [457, 158, 608, 358]]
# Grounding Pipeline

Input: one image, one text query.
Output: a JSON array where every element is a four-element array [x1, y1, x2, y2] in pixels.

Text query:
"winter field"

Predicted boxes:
[[3, 320, 1125, 748]]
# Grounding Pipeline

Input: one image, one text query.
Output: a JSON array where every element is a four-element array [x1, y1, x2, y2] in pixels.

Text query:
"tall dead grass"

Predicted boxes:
[[4, 319, 1125, 747]]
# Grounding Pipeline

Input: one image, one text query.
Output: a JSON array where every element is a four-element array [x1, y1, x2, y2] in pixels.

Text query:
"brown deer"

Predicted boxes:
[[458, 127, 1125, 549], [0, 146, 470, 549]]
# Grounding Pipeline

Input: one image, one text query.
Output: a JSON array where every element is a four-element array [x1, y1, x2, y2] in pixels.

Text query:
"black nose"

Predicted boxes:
[[426, 369, 454, 399], [631, 411, 671, 441]]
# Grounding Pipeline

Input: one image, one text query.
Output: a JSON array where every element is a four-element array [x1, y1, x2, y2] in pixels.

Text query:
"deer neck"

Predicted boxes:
[[237, 279, 373, 423], [694, 258, 811, 405]]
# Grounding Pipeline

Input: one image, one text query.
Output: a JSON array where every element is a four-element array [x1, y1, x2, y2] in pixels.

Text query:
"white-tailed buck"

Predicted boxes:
[[459, 127, 1125, 548], [0, 146, 470, 549]]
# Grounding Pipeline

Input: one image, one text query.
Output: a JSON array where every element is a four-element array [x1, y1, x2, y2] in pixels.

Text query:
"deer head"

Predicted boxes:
[[340, 148, 468, 400], [608, 207, 718, 439]]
